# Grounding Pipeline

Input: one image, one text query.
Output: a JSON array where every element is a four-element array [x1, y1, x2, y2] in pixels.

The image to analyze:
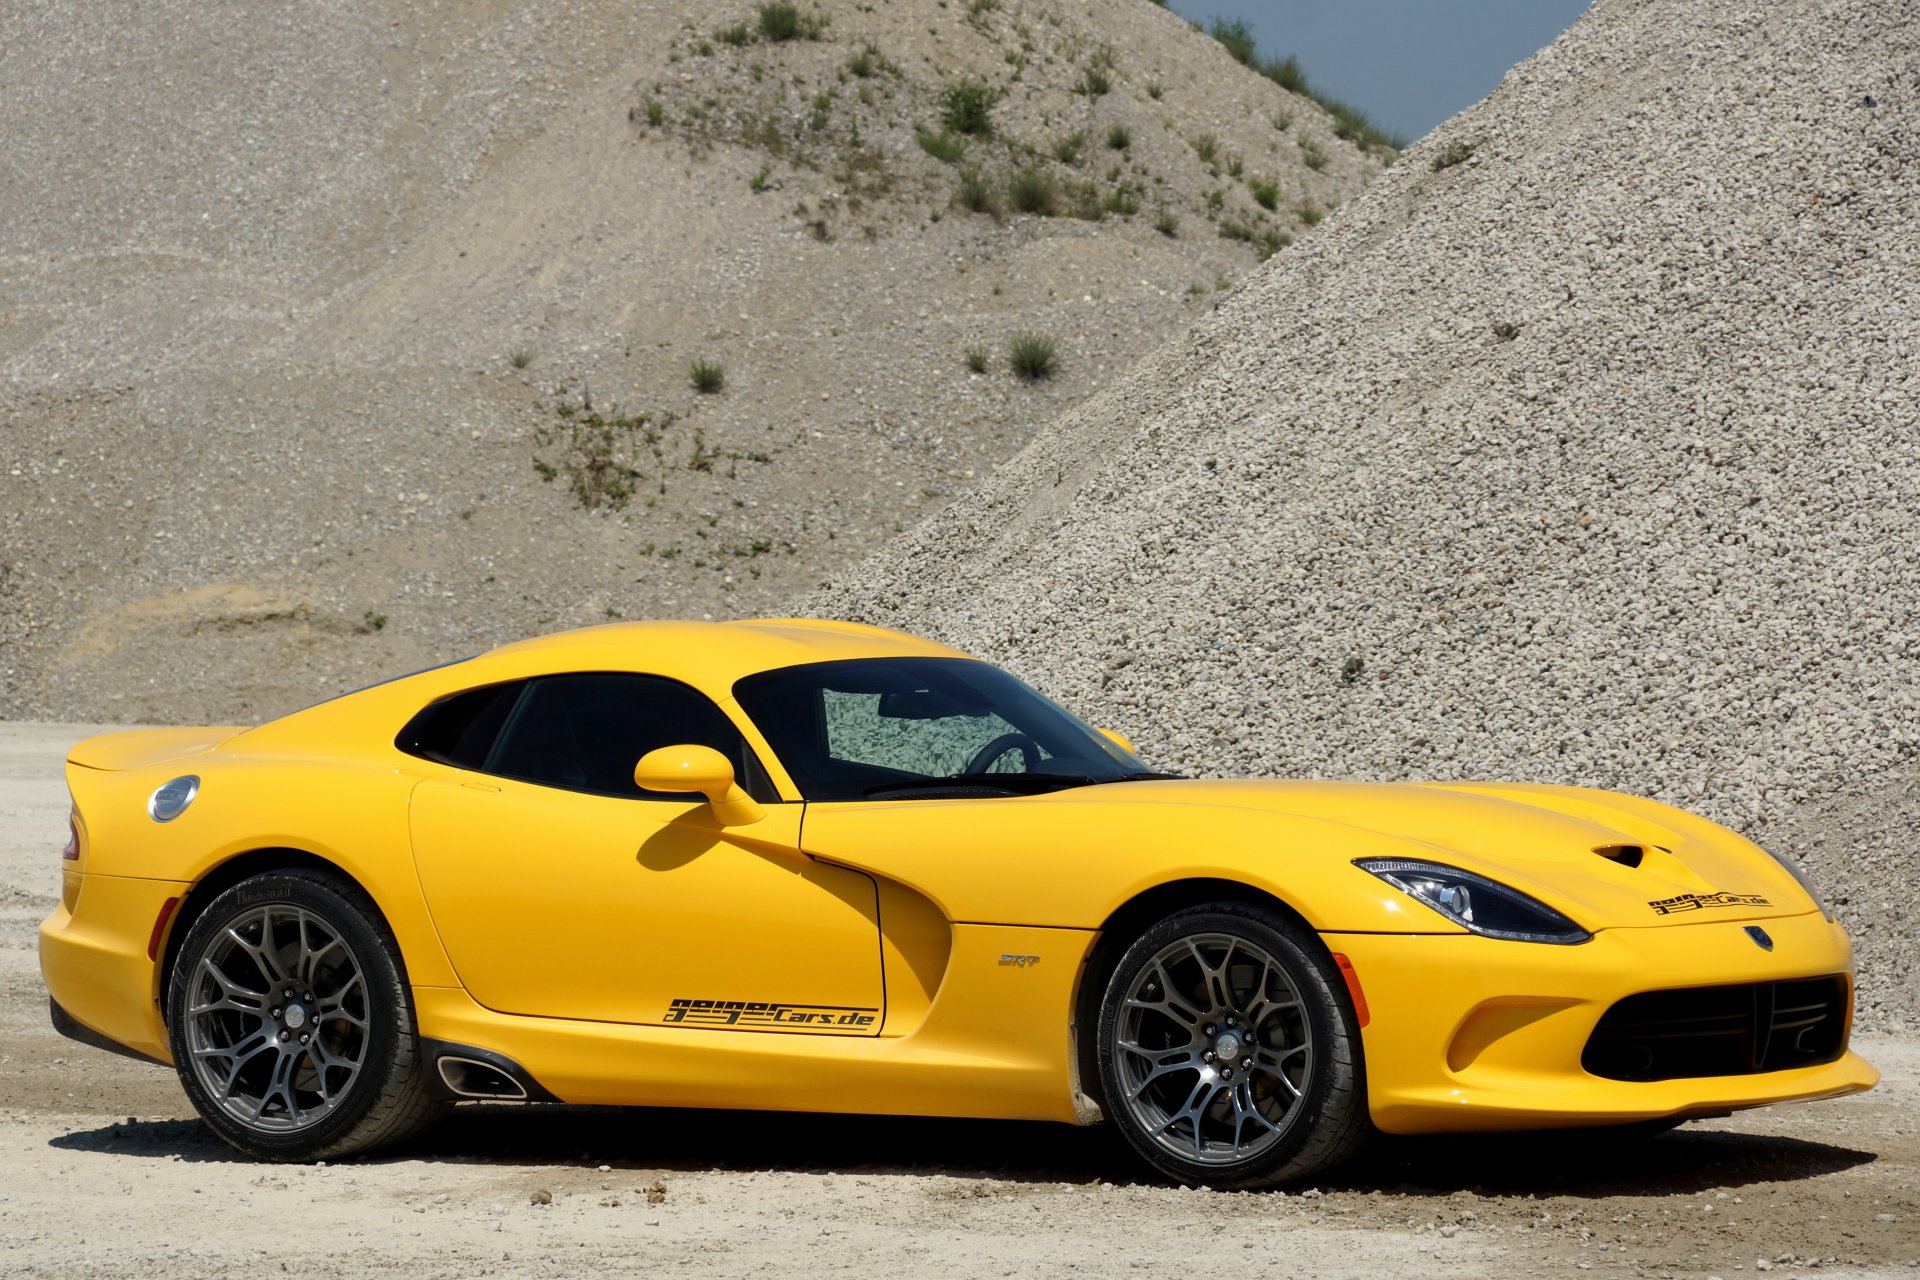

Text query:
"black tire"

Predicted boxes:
[[165, 868, 448, 1160], [1095, 902, 1371, 1188]]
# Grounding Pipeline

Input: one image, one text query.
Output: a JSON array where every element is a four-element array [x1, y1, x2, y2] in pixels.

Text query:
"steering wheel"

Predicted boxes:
[[964, 733, 1042, 776]]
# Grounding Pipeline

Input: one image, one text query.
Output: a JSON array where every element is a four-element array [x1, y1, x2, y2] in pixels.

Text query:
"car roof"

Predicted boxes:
[[233, 617, 976, 753], [476, 618, 970, 690]]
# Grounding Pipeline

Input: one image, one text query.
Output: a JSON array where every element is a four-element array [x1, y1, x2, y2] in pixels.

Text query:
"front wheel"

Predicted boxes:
[[1096, 902, 1371, 1188], [165, 868, 448, 1160]]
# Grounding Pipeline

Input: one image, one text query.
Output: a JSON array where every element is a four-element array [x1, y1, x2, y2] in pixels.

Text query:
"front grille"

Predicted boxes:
[[1582, 976, 1848, 1082]]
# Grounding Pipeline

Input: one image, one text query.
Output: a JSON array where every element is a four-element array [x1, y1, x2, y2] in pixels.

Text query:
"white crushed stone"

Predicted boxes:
[[812, 0, 1920, 1027]]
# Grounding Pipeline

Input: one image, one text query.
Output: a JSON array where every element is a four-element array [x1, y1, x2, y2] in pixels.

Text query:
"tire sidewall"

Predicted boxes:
[[1095, 903, 1360, 1188], [166, 872, 410, 1159]]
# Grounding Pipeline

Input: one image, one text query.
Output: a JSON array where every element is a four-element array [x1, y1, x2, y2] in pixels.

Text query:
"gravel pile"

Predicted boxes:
[[0, 0, 1378, 724], [813, 0, 1920, 1027]]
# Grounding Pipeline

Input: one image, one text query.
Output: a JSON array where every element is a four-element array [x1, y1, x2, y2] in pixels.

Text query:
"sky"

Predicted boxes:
[[1163, 0, 1594, 144]]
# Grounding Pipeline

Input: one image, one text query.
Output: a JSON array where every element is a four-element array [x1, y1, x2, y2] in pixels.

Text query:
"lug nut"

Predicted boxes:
[[1203, 1050, 1216, 1062], [1225, 1015, 1237, 1027], [270, 1007, 281, 1018], [278, 1030, 290, 1042], [284, 989, 294, 999], [1221, 1068, 1233, 1079], [304, 993, 314, 1002], [1203, 1024, 1217, 1036], [299, 1034, 310, 1045]]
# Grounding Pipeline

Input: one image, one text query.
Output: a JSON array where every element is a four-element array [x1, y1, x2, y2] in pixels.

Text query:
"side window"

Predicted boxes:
[[481, 673, 773, 802], [396, 682, 523, 769]]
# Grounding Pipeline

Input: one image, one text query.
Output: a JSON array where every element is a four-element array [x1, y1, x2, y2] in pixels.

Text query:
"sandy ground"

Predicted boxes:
[[1, 722, 1915, 1278]]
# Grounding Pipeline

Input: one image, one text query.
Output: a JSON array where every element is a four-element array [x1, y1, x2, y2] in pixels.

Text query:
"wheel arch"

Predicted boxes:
[[1070, 878, 1319, 1120], [157, 847, 409, 1020]]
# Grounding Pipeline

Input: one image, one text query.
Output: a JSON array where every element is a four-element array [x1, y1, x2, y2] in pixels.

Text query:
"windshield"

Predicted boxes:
[[733, 657, 1152, 801]]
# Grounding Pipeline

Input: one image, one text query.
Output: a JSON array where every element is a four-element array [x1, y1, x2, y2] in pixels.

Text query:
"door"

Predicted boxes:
[[406, 672, 884, 1033]]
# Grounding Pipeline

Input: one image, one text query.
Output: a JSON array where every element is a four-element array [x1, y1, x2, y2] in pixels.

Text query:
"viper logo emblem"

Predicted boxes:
[[1745, 925, 1774, 951], [998, 954, 1041, 968]]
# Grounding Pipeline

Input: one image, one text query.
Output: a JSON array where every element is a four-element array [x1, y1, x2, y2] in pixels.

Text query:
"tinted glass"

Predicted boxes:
[[474, 673, 772, 802], [395, 682, 522, 769], [734, 658, 1143, 801]]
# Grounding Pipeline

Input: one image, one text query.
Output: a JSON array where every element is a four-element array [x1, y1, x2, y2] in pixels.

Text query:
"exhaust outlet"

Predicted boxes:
[[437, 1055, 530, 1100]]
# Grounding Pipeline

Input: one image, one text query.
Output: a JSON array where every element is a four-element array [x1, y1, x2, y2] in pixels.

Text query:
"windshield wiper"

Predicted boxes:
[[1096, 770, 1187, 782], [862, 772, 1102, 798]]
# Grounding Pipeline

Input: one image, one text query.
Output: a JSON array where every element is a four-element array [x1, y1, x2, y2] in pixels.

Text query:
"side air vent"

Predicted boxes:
[[1593, 843, 1645, 868]]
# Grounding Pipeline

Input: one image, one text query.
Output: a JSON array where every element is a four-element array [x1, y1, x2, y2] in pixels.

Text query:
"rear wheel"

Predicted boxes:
[[1096, 902, 1370, 1188], [166, 868, 448, 1160]]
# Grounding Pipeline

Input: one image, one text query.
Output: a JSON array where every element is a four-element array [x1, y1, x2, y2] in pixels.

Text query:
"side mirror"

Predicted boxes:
[[634, 744, 765, 827], [1096, 727, 1136, 756]]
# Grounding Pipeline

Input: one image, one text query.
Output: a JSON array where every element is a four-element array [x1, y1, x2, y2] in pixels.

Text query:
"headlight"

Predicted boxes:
[[1762, 845, 1831, 921], [1356, 858, 1591, 945]]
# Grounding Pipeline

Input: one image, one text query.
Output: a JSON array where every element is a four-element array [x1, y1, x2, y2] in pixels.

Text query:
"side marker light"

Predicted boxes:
[[1332, 952, 1370, 1029], [148, 897, 182, 962]]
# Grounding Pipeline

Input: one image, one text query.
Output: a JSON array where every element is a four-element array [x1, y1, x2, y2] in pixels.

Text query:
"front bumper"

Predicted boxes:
[[1333, 909, 1878, 1135], [38, 874, 186, 1065]]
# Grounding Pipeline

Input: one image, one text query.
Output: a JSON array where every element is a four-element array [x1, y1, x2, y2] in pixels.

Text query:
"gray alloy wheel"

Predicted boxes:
[[166, 868, 448, 1160], [182, 902, 371, 1132], [1096, 903, 1371, 1188]]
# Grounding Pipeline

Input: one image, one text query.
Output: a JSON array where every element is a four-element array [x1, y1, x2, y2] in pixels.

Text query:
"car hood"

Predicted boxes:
[[1068, 778, 1818, 930]]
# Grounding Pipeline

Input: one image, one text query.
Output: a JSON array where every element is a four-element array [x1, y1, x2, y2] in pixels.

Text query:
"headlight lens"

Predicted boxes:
[[1762, 845, 1831, 920], [1356, 858, 1591, 945]]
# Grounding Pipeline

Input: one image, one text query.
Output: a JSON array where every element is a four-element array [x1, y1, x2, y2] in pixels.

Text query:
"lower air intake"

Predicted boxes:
[[1582, 976, 1848, 1082]]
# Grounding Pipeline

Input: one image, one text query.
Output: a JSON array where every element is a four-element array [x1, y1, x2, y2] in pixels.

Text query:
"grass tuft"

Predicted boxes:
[[916, 128, 968, 163], [509, 349, 535, 370], [1106, 123, 1132, 151], [940, 79, 1000, 136], [1208, 17, 1258, 66], [756, 3, 825, 41], [955, 167, 998, 214], [1220, 220, 1291, 260], [964, 345, 990, 374], [847, 43, 890, 78], [1008, 331, 1056, 380], [1301, 139, 1327, 171], [1155, 211, 1179, 237], [690, 359, 726, 393], [1248, 177, 1279, 211], [1007, 167, 1058, 216]]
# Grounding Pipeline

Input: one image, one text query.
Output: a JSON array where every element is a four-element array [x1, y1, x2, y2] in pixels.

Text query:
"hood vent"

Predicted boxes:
[[1593, 843, 1646, 868]]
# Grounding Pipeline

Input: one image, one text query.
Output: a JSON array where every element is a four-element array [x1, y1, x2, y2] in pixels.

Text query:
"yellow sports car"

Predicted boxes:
[[40, 619, 1876, 1186]]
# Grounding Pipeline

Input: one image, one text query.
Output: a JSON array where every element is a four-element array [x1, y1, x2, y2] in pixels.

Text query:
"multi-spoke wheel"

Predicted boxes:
[[1096, 903, 1370, 1188], [166, 869, 447, 1160]]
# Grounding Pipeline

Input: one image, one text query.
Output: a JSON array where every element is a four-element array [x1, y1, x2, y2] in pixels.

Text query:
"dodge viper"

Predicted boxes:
[[39, 619, 1876, 1186]]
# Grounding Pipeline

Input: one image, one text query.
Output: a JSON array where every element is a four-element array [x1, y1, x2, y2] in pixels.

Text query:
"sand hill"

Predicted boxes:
[[815, 0, 1920, 1027], [0, 0, 1379, 723]]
